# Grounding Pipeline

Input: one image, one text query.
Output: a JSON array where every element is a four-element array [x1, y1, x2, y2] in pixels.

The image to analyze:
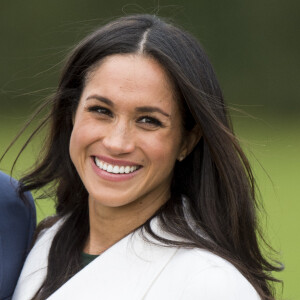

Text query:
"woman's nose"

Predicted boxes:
[[102, 122, 135, 155]]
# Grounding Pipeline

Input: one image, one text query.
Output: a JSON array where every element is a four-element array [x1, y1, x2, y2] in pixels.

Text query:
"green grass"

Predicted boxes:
[[234, 115, 300, 299], [1, 113, 298, 299]]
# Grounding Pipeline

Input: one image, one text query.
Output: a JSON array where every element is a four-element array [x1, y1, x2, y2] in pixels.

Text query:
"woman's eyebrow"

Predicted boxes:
[[86, 95, 170, 117], [135, 106, 170, 117], [86, 95, 114, 107]]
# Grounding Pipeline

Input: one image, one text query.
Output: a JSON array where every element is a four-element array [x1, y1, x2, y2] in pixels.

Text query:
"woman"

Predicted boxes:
[[10, 14, 281, 299]]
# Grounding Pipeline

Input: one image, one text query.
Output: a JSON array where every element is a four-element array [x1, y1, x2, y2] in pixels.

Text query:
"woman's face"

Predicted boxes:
[[69, 54, 188, 215]]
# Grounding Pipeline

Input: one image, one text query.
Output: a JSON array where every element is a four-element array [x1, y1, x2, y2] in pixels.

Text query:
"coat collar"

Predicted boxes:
[[49, 223, 179, 300], [13, 217, 180, 300], [12, 219, 61, 300]]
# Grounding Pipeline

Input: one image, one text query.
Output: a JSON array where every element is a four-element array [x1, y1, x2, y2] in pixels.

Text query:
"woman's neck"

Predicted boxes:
[[84, 190, 169, 255]]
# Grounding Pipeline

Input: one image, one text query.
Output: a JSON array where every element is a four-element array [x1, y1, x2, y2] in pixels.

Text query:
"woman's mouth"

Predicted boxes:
[[94, 157, 141, 174]]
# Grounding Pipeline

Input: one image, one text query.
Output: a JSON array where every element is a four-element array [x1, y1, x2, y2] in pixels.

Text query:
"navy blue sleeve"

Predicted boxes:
[[0, 171, 36, 300]]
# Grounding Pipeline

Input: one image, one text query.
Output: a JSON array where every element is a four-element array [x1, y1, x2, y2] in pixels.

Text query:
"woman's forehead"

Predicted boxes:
[[81, 54, 179, 113]]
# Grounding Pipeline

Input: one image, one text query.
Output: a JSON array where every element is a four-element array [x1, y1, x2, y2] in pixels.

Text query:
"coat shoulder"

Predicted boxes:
[[0, 172, 36, 300], [0, 171, 35, 211], [146, 247, 260, 300]]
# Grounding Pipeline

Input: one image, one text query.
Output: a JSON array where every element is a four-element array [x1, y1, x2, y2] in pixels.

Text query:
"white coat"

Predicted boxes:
[[13, 217, 260, 300]]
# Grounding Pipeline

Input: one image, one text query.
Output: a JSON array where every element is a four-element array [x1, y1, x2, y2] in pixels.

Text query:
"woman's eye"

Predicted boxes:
[[137, 116, 163, 128], [87, 106, 113, 117]]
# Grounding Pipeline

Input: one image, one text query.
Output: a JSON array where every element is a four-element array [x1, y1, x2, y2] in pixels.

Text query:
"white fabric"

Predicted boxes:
[[13, 218, 260, 300]]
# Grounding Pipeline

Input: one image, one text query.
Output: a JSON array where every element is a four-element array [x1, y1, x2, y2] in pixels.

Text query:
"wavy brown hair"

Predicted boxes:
[[2, 14, 282, 299]]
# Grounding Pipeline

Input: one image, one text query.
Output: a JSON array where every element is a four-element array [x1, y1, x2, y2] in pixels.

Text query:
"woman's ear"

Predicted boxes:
[[177, 125, 202, 161]]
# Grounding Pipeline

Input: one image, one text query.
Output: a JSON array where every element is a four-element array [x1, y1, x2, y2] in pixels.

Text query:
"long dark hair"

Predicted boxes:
[[4, 14, 281, 299]]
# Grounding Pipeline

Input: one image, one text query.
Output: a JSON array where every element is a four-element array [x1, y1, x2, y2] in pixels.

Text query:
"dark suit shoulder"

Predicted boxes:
[[0, 171, 34, 209], [0, 171, 36, 299]]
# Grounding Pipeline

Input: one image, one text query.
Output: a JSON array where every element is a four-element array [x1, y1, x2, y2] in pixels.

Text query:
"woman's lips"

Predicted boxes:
[[94, 155, 141, 167], [94, 156, 141, 174], [91, 156, 142, 182]]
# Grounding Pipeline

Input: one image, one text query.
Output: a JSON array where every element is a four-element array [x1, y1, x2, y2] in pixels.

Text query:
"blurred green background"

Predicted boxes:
[[0, 0, 299, 299]]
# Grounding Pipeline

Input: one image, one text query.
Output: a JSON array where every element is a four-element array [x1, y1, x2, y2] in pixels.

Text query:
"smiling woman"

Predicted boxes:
[[70, 54, 194, 255], [7, 14, 281, 300], [70, 55, 191, 222]]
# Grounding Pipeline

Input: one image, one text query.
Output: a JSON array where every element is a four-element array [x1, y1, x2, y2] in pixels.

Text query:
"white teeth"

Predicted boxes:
[[94, 157, 139, 174], [112, 166, 119, 174]]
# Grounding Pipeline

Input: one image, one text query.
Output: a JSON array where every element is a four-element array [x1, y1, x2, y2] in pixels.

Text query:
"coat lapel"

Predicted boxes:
[[13, 218, 180, 300], [47, 220, 179, 300], [12, 220, 62, 300]]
